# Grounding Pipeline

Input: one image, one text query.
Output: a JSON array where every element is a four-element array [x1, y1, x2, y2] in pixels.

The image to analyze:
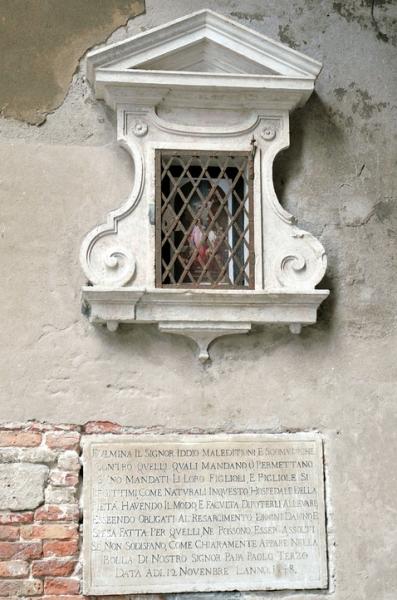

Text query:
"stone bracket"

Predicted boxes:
[[159, 321, 252, 362]]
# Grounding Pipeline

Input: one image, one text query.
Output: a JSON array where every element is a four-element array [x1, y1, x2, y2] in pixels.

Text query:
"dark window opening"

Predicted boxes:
[[155, 151, 254, 289]]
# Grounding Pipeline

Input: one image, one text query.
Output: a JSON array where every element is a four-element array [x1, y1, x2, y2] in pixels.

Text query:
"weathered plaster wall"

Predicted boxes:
[[0, 1, 396, 599], [0, 0, 145, 124]]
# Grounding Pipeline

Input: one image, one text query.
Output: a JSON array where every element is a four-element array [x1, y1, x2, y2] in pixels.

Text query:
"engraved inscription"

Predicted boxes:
[[83, 435, 328, 594]]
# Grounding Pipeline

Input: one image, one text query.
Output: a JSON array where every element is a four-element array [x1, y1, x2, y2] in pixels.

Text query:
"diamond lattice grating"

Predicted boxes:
[[155, 151, 255, 289]]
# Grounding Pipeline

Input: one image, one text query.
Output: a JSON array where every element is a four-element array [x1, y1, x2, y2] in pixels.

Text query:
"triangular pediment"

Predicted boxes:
[[87, 9, 321, 83], [133, 38, 277, 75]]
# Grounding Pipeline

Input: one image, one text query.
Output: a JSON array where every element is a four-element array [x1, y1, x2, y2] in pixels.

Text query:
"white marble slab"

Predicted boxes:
[[82, 434, 328, 594]]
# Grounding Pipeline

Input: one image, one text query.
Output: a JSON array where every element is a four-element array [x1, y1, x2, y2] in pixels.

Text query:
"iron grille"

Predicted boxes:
[[155, 150, 254, 289]]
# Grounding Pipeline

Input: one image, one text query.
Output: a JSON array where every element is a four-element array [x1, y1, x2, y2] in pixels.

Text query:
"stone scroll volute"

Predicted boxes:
[[79, 134, 144, 288]]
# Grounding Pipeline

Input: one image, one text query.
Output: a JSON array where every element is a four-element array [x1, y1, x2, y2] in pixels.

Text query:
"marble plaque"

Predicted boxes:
[[83, 434, 328, 594]]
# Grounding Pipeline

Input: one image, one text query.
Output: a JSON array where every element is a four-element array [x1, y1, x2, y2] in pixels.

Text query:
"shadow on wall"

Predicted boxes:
[[273, 92, 349, 332], [274, 92, 347, 205]]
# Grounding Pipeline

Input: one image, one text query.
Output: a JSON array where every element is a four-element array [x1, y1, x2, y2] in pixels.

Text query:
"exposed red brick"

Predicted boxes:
[[21, 524, 78, 540], [45, 432, 80, 451], [32, 558, 77, 577], [0, 541, 42, 560], [0, 511, 34, 524], [34, 504, 79, 522], [44, 577, 80, 595], [42, 597, 85, 600], [0, 525, 19, 540], [49, 471, 79, 487], [0, 422, 25, 430], [0, 578, 43, 596], [24, 422, 57, 432], [26, 422, 80, 433], [0, 560, 29, 577], [0, 431, 41, 447], [43, 539, 79, 557], [84, 420, 122, 434]]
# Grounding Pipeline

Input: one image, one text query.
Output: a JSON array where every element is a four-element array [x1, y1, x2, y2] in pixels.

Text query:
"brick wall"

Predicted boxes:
[[0, 422, 82, 599]]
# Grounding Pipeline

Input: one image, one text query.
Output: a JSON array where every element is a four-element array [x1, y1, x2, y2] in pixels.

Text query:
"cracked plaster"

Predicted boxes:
[[0, 1, 396, 599]]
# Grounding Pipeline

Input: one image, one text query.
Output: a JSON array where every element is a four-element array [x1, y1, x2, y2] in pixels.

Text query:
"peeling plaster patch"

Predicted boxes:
[[0, 71, 116, 146], [333, 0, 395, 44], [278, 24, 299, 49], [340, 194, 378, 227], [374, 197, 397, 239], [326, 106, 354, 131], [329, 83, 389, 129], [230, 11, 265, 22], [334, 87, 347, 100], [350, 83, 389, 118], [375, 198, 395, 221], [0, 0, 145, 125], [333, 0, 371, 28]]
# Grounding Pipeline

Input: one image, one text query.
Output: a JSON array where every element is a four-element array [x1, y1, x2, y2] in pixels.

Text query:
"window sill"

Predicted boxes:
[[81, 286, 329, 361]]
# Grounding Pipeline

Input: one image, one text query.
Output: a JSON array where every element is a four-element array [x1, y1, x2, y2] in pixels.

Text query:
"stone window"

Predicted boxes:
[[80, 10, 329, 360], [155, 150, 254, 289]]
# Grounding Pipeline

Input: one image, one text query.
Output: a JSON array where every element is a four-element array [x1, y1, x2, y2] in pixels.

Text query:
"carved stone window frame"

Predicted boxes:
[[80, 10, 329, 361]]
